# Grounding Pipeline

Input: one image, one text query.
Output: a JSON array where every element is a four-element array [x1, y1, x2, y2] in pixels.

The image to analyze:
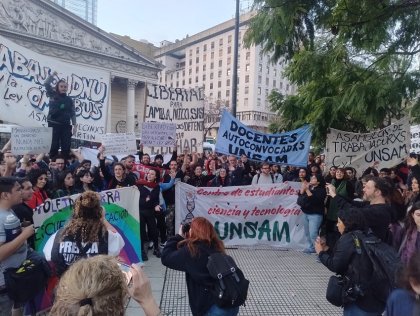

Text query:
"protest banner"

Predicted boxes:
[[325, 117, 410, 171], [33, 187, 141, 265], [11, 126, 52, 154], [145, 84, 205, 155], [141, 121, 177, 147], [215, 111, 312, 166], [0, 35, 110, 142], [175, 182, 306, 249], [132, 162, 168, 182], [101, 133, 137, 155], [411, 124, 420, 153]]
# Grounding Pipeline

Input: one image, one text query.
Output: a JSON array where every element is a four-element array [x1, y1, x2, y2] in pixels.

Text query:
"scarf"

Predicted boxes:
[[399, 229, 419, 265]]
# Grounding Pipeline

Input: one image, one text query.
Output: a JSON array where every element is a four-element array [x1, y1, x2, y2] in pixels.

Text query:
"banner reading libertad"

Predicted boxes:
[[175, 182, 306, 249], [0, 35, 110, 142], [145, 84, 205, 155]]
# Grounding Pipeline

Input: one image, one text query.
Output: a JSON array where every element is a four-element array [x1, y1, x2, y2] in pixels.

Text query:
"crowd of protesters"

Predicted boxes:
[[1, 133, 420, 315]]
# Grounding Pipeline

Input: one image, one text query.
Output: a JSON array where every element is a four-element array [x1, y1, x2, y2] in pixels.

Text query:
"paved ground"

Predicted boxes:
[[126, 247, 342, 316]]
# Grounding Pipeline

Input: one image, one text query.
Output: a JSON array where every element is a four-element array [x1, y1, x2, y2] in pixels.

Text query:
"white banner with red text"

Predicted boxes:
[[175, 182, 306, 249]]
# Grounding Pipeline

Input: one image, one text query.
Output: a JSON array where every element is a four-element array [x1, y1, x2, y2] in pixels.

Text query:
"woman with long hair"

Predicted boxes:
[[73, 169, 97, 193], [26, 168, 50, 209], [162, 217, 239, 316], [395, 201, 420, 266], [43, 191, 124, 276], [53, 170, 76, 198], [210, 168, 232, 187], [315, 209, 385, 315], [325, 167, 354, 248]]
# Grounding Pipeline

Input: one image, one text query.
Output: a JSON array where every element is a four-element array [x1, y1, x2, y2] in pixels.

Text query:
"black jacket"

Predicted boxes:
[[161, 235, 218, 316], [319, 231, 385, 313], [333, 195, 392, 243], [297, 185, 326, 215], [45, 75, 76, 126], [138, 184, 160, 216]]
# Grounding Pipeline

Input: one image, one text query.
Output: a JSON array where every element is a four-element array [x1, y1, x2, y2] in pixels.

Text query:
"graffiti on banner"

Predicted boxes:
[[141, 122, 177, 147], [33, 188, 141, 264], [132, 163, 168, 181], [0, 35, 109, 142], [101, 133, 137, 156], [215, 111, 312, 166], [145, 84, 205, 155], [411, 125, 420, 154], [325, 117, 410, 171], [175, 182, 306, 249], [11, 126, 52, 154]]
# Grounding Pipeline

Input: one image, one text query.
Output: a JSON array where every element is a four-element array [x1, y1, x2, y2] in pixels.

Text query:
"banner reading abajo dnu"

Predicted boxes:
[[0, 35, 110, 142], [175, 182, 306, 249], [215, 111, 312, 166], [325, 117, 410, 171], [33, 187, 141, 264]]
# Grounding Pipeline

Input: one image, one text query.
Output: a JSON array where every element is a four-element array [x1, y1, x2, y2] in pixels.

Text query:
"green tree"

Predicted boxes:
[[245, 0, 420, 146]]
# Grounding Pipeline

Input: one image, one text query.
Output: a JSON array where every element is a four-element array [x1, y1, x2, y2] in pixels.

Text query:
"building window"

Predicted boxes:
[[266, 65, 270, 74], [228, 35, 232, 43], [211, 51, 214, 59], [211, 41, 214, 49], [265, 89, 269, 97], [210, 83, 213, 89], [182, 70, 185, 76], [257, 98, 261, 106], [196, 47, 199, 54], [177, 72, 179, 78], [203, 65, 206, 71], [210, 73, 214, 79], [210, 62, 214, 69], [218, 70, 222, 78], [227, 57, 231, 65], [226, 90, 230, 97], [280, 82, 283, 89], [266, 78, 269, 85], [245, 86, 249, 94], [259, 64, 262, 72], [203, 54, 207, 62], [189, 78, 192, 84], [286, 84, 289, 91], [218, 81, 222, 88], [203, 74, 206, 81], [218, 91, 222, 98], [171, 74, 173, 80], [246, 64, 250, 71], [196, 57, 199, 63], [219, 49, 223, 57], [176, 81, 179, 87], [189, 69, 192, 75], [219, 60, 222, 67], [189, 59, 192, 66], [219, 38, 223, 46], [196, 66, 199, 73], [258, 87, 261, 95], [203, 44, 207, 51], [246, 51, 250, 60], [227, 69, 231, 76], [273, 80, 276, 87], [244, 98, 248, 107], [274, 68, 277, 77], [195, 76, 198, 83], [189, 49, 192, 56], [226, 79, 231, 86], [245, 75, 249, 83], [182, 79, 185, 85], [227, 46, 231, 54]]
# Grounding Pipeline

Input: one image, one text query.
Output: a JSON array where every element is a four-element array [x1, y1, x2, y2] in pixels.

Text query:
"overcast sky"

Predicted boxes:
[[97, 0, 251, 45]]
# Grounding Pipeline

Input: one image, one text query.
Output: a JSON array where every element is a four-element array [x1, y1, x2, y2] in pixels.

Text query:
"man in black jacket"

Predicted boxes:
[[326, 177, 393, 244]]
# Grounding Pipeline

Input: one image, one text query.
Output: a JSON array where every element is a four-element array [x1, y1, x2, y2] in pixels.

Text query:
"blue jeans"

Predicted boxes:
[[204, 304, 239, 316], [0, 293, 13, 316], [303, 213, 323, 251], [343, 303, 382, 316]]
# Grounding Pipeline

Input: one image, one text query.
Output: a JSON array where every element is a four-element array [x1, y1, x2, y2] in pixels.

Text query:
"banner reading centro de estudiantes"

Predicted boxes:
[[175, 182, 306, 249], [215, 111, 312, 166], [325, 117, 410, 171], [145, 84, 205, 155], [33, 187, 141, 264], [0, 35, 110, 142]]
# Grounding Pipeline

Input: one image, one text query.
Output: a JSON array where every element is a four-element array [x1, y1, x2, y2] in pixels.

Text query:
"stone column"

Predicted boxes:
[[106, 76, 115, 132], [126, 79, 137, 133]]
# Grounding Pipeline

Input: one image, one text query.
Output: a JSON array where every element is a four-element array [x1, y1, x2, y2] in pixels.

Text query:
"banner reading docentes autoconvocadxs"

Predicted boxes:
[[215, 111, 312, 166]]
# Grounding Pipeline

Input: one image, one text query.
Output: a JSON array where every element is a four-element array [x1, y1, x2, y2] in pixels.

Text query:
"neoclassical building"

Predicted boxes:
[[0, 0, 160, 140]]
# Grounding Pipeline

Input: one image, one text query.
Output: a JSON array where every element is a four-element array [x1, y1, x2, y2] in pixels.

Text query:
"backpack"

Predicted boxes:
[[257, 173, 274, 184], [352, 231, 401, 303], [3, 249, 51, 303], [207, 252, 249, 308]]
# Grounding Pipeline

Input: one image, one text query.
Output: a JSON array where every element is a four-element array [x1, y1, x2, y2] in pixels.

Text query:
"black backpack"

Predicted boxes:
[[207, 252, 249, 308], [352, 231, 401, 303]]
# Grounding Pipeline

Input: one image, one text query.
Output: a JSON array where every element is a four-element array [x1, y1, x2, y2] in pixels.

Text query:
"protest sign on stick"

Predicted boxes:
[[11, 127, 52, 154], [141, 122, 176, 147], [325, 117, 410, 171], [411, 125, 420, 153], [101, 133, 137, 155], [215, 111, 312, 166]]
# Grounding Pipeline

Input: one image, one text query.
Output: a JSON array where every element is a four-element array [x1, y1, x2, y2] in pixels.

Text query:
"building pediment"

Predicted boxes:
[[0, 0, 159, 72]]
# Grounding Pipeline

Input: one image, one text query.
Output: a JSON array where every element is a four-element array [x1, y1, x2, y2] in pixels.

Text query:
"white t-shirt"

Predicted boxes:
[[43, 229, 125, 261]]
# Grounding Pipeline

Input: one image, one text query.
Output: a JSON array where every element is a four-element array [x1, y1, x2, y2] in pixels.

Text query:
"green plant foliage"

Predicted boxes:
[[245, 0, 420, 146]]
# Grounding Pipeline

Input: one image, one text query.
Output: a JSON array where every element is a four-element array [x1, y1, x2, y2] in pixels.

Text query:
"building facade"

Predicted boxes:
[[0, 0, 160, 144], [50, 0, 98, 25], [154, 12, 296, 137]]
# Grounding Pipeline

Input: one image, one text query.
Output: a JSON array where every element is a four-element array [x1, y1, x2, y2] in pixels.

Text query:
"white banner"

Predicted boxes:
[[101, 133, 137, 156], [145, 84, 205, 155], [0, 35, 110, 142], [141, 121, 176, 147], [11, 126, 52, 154], [325, 117, 410, 171], [175, 182, 306, 249], [411, 125, 420, 154]]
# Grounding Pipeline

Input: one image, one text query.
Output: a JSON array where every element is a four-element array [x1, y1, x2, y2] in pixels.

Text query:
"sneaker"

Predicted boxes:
[[303, 248, 316, 254], [160, 241, 167, 248], [148, 241, 154, 249], [142, 251, 149, 261], [153, 248, 161, 258]]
